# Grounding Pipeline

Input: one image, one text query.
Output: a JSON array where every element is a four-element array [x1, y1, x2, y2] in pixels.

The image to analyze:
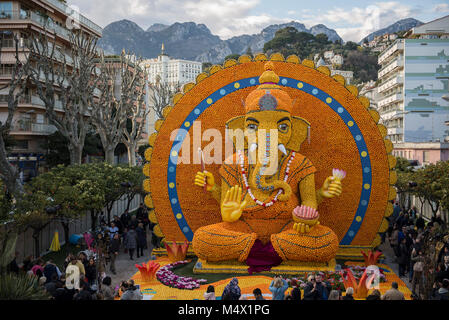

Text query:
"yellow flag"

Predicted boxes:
[[50, 231, 61, 252]]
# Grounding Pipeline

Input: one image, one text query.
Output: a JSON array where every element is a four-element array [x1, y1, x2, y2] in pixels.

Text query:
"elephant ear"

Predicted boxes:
[[286, 116, 311, 152], [225, 115, 247, 150]]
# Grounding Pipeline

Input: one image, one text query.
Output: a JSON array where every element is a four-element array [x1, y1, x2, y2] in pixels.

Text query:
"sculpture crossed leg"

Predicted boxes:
[[192, 221, 339, 264]]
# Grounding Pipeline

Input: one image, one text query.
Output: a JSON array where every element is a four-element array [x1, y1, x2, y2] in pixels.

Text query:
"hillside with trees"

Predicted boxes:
[[263, 27, 380, 84]]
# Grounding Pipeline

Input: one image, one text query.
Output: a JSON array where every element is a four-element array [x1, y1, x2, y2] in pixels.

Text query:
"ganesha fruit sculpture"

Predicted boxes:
[[191, 62, 343, 265]]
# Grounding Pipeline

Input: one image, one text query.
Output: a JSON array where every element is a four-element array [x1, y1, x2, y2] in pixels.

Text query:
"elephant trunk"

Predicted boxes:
[[249, 133, 292, 202]]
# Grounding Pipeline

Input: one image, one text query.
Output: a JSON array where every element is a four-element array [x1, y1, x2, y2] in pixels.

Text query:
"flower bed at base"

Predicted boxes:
[[156, 260, 208, 290]]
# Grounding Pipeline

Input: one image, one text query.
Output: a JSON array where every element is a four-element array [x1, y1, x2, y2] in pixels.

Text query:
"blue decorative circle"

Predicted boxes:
[[281, 78, 288, 85], [194, 108, 200, 115], [167, 76, 372, 245]]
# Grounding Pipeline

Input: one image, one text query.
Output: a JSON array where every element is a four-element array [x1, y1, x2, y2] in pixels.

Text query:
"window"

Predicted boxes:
[[0, 2, 12, 18], [12, 140, 29, 150], [35, 114, 44, 124], [423, 151, 429, 163]]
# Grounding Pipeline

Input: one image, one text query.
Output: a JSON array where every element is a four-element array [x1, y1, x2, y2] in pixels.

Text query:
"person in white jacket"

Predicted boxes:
[[204, 285, 216, 300], [65, 258, 80, 290]]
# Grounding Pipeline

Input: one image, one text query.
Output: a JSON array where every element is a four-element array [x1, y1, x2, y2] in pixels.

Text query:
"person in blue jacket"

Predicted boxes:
[[269, 275, 289, 300]]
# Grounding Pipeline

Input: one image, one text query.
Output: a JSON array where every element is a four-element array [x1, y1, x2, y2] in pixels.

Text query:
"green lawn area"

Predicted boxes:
[[41, 243, 81, 270]]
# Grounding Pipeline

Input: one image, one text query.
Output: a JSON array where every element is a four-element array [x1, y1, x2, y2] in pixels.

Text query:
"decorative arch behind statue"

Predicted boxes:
[[143, 54, 396, 257]]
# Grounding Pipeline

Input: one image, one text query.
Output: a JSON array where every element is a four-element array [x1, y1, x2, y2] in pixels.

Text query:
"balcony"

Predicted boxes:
[[378, 40, 404, 65], [380, 107, 403, 120], [44, 0, 103, 36], [11, 120, 57, 135], [378, 92, 403, 108], [378, 56, 404, 79], [387, 127, 403, 135], [0, 10, 70, 40], [0, 94, 63, 111], [378, 76, 403, 94]]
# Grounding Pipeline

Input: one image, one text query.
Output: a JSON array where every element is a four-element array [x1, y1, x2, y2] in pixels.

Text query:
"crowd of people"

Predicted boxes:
[[386, 202, 449, 300], [5, 200, 449, 301], [203, 275, 411, 300], [5, 203, 153, 300]]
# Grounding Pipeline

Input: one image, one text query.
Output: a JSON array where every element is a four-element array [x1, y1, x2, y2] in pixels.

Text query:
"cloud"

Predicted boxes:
[[69, 0, 289, 39], [433, 3, 449, 12], [299, 1, 417, 42]]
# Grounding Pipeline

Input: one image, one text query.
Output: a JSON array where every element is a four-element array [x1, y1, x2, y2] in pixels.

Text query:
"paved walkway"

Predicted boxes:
[[379, 238, 412, 291], [105, 232, 157, 291]]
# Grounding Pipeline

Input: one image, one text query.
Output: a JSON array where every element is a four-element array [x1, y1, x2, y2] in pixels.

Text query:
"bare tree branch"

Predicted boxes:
[[0, 35, 31, 197], [90, 52, 129, 163], [148, 76, 179, 119], [28, 28, 98, 164], [121, 54, 149, 166]]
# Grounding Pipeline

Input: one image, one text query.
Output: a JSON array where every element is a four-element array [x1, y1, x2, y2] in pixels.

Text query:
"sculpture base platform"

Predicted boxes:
[[193, 258, 336, 275], [153, 245, 382, 262]]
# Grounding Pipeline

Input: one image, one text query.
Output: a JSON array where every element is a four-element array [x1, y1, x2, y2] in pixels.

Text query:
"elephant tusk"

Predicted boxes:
[[278, 144, 287, 155], [249, 143, 258, 153]]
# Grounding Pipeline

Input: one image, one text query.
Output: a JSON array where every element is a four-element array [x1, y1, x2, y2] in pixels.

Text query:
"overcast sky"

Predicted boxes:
[[68, 0, 449, 42]]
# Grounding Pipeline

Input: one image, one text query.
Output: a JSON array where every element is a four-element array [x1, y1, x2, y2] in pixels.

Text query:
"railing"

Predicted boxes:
[[378, 40, 404, 65], [0, 10, 71, 40], [12, 120, 57, 134], [44, 0, 103, 35], [378, 56, 403, 78], [387, 126, 403, 135], [378, 76, 403, 93], [378, 92, 403, 108]]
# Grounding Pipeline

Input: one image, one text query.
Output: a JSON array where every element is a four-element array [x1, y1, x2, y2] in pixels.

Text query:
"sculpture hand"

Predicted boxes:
[[319, 176, 343, 199], [293, 220, 319, 234], [194, 171, 215, 191], [221, 186, 247, 223]]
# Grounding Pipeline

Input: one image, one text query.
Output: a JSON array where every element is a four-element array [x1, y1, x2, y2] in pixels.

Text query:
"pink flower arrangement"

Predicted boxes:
[[156, 260, 207, 290], [293, 205, 319, 220]]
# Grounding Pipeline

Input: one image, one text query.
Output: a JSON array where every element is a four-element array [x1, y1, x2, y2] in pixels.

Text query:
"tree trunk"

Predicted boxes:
[[32, 231, 40, 258], [106, 204, 114, 223], [69, 144, 83, 165], [90, 209, 98, 230], [127, 146, 136, 166], [104, 147, 115, 164], [61, 221, 70, 245], [126, 193, 135, 211]]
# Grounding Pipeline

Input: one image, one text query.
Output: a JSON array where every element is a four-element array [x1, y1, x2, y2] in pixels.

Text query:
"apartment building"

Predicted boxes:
[[141, 44, 202, 136], [0, 0, 102, 178], [377, 15, 449, 164], [142, 44, 202, 87]]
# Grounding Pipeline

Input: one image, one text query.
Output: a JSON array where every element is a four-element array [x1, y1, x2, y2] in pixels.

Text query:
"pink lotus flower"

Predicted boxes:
[[332, 168, 346, 181]]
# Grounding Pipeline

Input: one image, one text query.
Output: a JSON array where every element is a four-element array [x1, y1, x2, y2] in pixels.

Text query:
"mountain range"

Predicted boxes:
[[98, 20, 343, 64], [98, 17, 422, 64], [359, 18, 423, 43]]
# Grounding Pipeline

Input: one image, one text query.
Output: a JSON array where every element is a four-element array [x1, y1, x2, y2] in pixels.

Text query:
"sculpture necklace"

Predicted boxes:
[[237, 149, 295, 207]]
